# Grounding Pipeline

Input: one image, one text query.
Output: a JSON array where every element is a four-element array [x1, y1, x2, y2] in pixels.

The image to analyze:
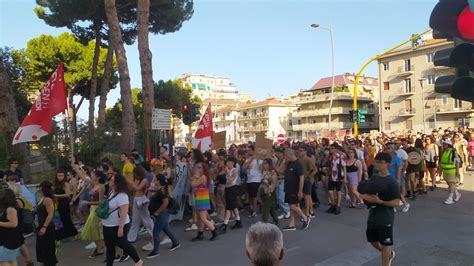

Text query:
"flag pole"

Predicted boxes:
[[65, 99, 75, 155]]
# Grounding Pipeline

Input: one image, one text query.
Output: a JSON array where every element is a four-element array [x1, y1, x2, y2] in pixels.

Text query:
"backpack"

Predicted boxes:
[[95, 193, 120, 220]]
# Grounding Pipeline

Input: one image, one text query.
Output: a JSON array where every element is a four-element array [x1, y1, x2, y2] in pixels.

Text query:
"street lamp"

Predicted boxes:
[[311, 21, 335, 132]]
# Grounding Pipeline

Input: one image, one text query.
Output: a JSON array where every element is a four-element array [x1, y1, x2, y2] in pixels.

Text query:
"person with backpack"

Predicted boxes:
[[0, 187, 25, 266], [438, 140, 461, 205], [101, 174, 143, 266], [146, 174, 181, 259], [325, 143, 347, 215]]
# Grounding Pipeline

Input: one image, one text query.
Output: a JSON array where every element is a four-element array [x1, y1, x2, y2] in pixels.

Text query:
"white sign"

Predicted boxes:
[[152, 108, 171, 130]]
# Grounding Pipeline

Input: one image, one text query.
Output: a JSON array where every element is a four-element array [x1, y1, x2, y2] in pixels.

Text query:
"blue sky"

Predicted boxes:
[[1, 0, 438, 119]]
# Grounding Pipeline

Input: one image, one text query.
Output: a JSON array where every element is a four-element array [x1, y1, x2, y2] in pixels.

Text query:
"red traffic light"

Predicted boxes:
[[183, 104, 189, 111], [458, 6, 474, 40]]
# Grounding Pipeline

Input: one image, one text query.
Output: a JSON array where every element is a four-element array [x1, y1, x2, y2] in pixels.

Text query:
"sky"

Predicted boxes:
[[0, 0, 438, 120]]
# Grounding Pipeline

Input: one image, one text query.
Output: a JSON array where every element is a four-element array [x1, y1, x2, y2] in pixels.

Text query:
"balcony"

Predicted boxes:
[[398, 87, 416, 96], [297, 91, 373, 104], [399, 108, 416, 116], [293, 107, 375, 118], [340, 122, 376, 129], [240, 125, 269, 132], [238, 113, 269, 121], [397, 65, 415, 77], [436, 105, 474, 114]]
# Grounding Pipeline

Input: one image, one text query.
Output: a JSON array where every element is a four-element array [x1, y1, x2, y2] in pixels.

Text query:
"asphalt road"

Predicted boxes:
[[22, 174, 474, 266]]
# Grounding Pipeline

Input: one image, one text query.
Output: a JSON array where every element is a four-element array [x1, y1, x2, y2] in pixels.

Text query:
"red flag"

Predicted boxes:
[[192, 103, 213, 152], [13, 65, 67, 145]]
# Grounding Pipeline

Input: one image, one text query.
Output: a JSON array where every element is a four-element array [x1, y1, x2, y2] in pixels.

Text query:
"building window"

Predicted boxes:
[[404, 79, 412, 92], [383, 82, 390, 90], [404, 59, 411, 71], [427, 75, 435, 85], [458, 118, 470, 127], [427, 53, 434, 63], [454, 99, 462, 109], [384, 101, 391, 111], [442, 96, 449, 105], [289, 120, 293, 126], [383, 62, 389, 71]]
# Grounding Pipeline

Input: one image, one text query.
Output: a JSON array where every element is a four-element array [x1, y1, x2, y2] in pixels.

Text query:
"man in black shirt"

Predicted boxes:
[[4, 158, 23, 184], [360, 152, 400, 266], [282, 148, 310, 231]]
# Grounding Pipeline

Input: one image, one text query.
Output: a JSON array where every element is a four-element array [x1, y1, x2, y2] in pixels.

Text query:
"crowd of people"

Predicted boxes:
[[0, 126, 471, 266]]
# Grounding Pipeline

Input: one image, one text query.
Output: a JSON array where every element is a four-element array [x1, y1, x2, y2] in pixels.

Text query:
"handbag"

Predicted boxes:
[[95, 193, 120, 220]]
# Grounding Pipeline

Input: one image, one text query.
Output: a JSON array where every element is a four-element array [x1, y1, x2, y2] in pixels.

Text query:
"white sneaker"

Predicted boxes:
[[142, 242, 154, 251], [401, 202, 410, 213], [284, 213, 290, 219], [444, 197, 454, 204], [160, 238, 172, 245], [188, 218, 193, 223], [345, 194, 351, 201], [454, 191, 461, 202], [185, 224, 198, 231], [277, 214, 284, 220], [85, 242, 96, 250]]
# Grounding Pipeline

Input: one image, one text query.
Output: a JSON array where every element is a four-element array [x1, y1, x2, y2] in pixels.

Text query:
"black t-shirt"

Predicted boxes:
[[367, 174, 400, 226], [284, 160, 303, 195], [148, 190, 168, 215], [4, 169, 22, 182]]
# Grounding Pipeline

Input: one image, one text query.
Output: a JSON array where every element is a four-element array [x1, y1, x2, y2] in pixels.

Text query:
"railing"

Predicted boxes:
[[398, 87, 416, 95], [293, 107, 375, 117], [397, 65, 415, 74], [240, 125, 269, 132], [237, 113, 269, 121], [296, 91, 373, 104], [437, 105, 474, 113], [399, 107, 416, 115]]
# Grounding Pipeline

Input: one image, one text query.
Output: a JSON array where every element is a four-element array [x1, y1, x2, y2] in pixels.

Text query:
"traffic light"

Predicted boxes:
[[430, 0, 474, 101], [190, 104, 201, 124], [348, 110, 354, 122], [357, 110, 366, 124], [182, 103, 191, 125]]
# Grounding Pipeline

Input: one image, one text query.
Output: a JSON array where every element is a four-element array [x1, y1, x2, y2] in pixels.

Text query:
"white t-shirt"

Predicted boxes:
[[396, 149, 408, 161], [101, 192, 130, 227], [246, 159, 263, 183]]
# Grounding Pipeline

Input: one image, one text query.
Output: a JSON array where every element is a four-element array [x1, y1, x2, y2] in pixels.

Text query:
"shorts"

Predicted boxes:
[[225, 186, 239, 210], [406, 164, 418, 175], [0, 246, 20, 262], [328, 180, 342, 191], [247, 183, 260, 198], [398, 175, 405, 187], [284, 194, 299, 205], [303, 180, 312, 195], [416, 171, 425, 180], [443, 172, 458, 183], [366, 222, 394, 246], [426, 161, 437, 169]]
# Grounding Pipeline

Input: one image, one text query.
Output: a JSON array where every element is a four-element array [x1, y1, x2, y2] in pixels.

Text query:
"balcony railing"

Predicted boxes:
[[240, 125, 269, 132], [297, 91, 373, 104], [293, 107, 375, 118], [399, 108, 416, 116], [397, 65, 415, 76], [437, 104, 474, 114], [238, 113, 269, 121], [398, 87, 416, 95]]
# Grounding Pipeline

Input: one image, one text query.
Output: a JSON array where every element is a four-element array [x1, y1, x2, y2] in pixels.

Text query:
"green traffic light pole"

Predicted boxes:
[[352, 28, 432, 137]]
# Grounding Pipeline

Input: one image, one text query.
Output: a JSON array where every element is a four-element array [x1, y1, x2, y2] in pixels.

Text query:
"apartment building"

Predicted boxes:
[[378, 38, 473, 132], [237, 98, 297, 143], [293, 73, 379, 139], [213, 105, 239, 144]]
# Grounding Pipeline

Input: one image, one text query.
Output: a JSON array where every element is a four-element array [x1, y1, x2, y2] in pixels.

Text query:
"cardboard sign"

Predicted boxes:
[[255, 132, 273, 159], [213, 131, 226, 150]]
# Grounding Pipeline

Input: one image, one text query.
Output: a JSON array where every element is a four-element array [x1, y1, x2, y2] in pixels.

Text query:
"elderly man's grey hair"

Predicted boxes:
[[245, 222, 284, 266], [284, 148, 295, 157]]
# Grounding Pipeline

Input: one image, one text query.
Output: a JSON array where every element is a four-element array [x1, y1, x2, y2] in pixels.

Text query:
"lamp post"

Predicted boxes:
[[419, 78, 427, 133], [311, 21, 335, 132]]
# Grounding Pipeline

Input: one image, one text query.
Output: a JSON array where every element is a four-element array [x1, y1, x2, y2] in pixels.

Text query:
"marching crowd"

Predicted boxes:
[[0, 126, 472, 266]]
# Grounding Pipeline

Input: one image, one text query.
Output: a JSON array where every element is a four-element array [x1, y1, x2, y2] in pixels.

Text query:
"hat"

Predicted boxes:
[[443, 140, 453, 146]]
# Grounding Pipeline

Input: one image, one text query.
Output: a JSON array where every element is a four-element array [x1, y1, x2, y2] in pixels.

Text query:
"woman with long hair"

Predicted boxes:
[[127, 165, 154, 251], [260, 158, 278, 224], [415, 138, 427, 194], [72, 165, 106, 258], [345, 148, 363, 208], [36, 181, 57, 266], [215, 150, 227, 222], [102, 174, 142, 266], [53, 171, 78, 240], [191, 162, 218, 241], [146, 174, 181, 259], [424, 136, 439, 191], [219, 156, 242, 232], [0, 188, 24, 266]]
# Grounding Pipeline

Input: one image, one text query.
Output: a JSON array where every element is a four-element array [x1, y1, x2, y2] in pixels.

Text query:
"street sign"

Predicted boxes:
[[152, 108, 171, 130], [277, 133, 285, 144]]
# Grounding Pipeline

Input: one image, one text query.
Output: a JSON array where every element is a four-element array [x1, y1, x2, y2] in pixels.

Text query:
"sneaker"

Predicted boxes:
[[88, 249, 104, 258], [247, 212, 257, 218], [388, 250, 396, 266], [169, 242, 181, 251], [308, 213, 315, 218], [401, 202, 410, 213], [345, 194, 350, 201], [138, 227, 148, 235], [112, 255, 121, 263], [160, 238, 172, 245], [444, 197, 454, 205], [119, 254, 130, 262], [185, 224, 198, 231], [282, 226, 296, 231], [230, 220, 243, 229], [85, 242, 96, 250], [334, 206, 341, 215], [277, 214, 284, 220], [142, 242, 154, 251], [146, 251, 160, 259], [284, 213, 290, 219], [209, 211, 217, 217], [191, 232, 204, 242], [302, 218, 311, 230], [188, 218, 193, 223], [454, 191, 461, 202]]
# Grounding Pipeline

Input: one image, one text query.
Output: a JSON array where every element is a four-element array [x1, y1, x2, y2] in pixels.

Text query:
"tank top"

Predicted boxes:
[[0, 208, 24, 249], [36, 199, 53, 229], [425, 145, 436, 162], [89, 189, 99, 202], [346, 160, 358, 173]]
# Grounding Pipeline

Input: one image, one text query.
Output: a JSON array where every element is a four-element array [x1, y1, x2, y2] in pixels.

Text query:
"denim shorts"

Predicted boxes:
[[0, 246, 20, 262]]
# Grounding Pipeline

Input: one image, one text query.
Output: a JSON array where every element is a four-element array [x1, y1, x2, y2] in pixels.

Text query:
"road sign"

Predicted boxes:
[[277, 133, 285, 144], [152, 108, 171, 130]]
